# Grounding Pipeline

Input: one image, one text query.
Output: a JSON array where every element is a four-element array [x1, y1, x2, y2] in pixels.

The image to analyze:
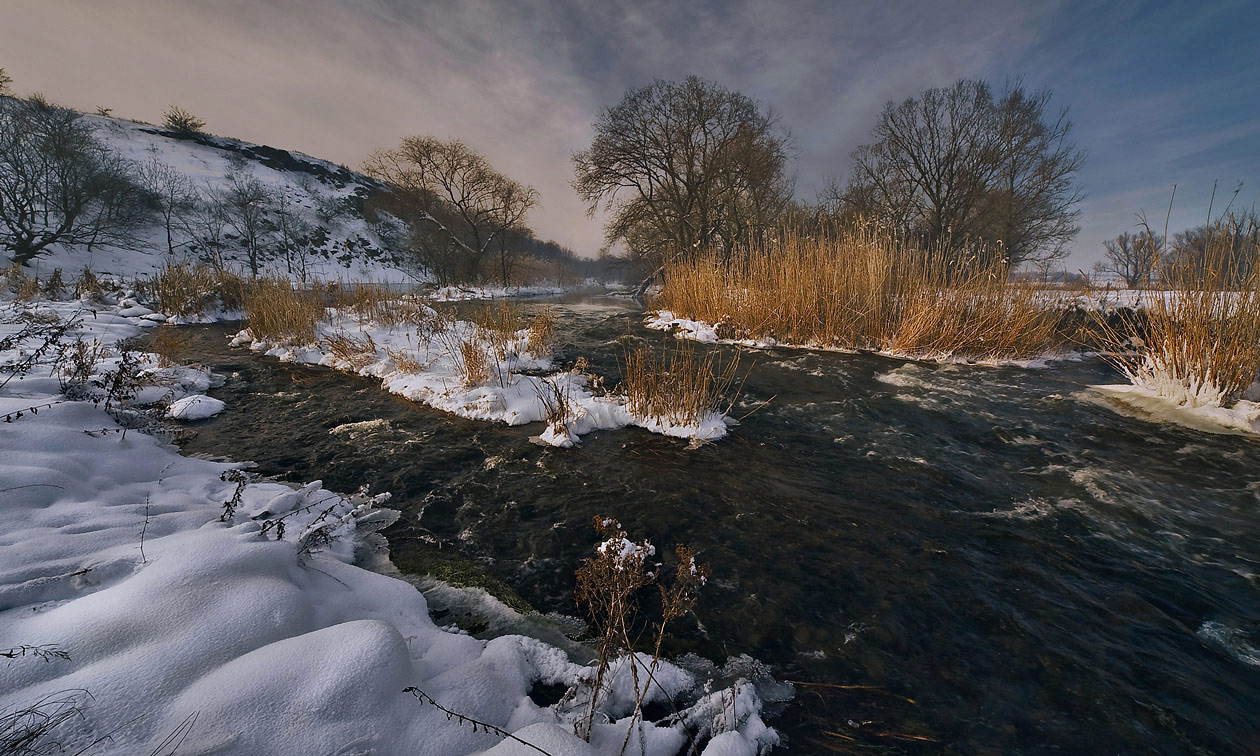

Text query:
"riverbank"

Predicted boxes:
[[0, 290, 781, 756]]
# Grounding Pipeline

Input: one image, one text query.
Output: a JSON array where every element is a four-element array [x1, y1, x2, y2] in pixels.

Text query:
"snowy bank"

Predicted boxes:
[[646, 310, 1073, 368], [1087, 383, 1260, 436], [0, 294, 781, 755], [232, 308, 731, 446]]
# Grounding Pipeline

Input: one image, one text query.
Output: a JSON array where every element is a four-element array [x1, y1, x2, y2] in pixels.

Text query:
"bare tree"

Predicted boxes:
[[271, 188, 322, 282], [0, 96, 152, 266], [138, 154, 195, 257], [846, 78, 1083, 267], [1164, 211, 1259, 287], [363, 137, 538, 284], [1102, 230, 1160, 288], [219, 170, 273, 277], [573, 75, 793, 265], [0, 68, 12, 96], [488, 178, 539, 287], [182, 182, 231, 269]]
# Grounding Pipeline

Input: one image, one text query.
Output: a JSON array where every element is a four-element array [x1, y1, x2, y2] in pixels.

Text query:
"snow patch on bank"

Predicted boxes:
[[1086, 383, 1260, 436], [1, 293, 779, 755], [232, 309, 730, 446]]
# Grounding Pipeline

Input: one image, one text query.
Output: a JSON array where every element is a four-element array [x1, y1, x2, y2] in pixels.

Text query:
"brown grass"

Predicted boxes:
[[469, 301, 524, 359], [322, 281, 436, 331], [148, 262, 216, 316], [654, 228, 1069, 361], [527, 309, 556, 356], [322, 331, 379, 370], [146, 262, 247, 317], [386, 346, 425, 374], [75, 267, 107, 301], [243, 278, 327, 344], [455, 337, 492, 386], [617, 339, 744, 427], [1096, 214, 1260, 406]]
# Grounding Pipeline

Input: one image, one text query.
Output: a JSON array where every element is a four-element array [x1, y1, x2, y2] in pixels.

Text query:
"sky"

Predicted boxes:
[[2, 0, 1258, 266]]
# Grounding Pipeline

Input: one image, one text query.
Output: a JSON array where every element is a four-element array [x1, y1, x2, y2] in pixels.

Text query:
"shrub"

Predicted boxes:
[[162, 105, 205, 134]]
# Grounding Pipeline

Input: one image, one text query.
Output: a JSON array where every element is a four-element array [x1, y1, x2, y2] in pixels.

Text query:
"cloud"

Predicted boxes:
[[2, 0, 1256, 264]]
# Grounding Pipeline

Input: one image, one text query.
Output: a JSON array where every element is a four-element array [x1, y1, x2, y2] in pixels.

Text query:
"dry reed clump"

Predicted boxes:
[[386, 346, 425, 374], [526, 309, 557, 356], [469, 301, 524, 359], [617, 339, 745, 427], [147, 262, 217, 316], [324, 282, 417, 327], [653, 228, 1069, 361], [75, 267, 108, 301], [243, 278, 327, 344], [455, 337, 492, 386], [1096, 215, 1260, 407], [432, 316, 495, 387], [5, 266, 42, 301], [322, 331, 379, 370], [146, 262, 248, 317]]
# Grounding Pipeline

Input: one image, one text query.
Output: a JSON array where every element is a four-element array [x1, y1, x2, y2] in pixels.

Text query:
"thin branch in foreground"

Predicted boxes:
[[402, 687, 556, 756]]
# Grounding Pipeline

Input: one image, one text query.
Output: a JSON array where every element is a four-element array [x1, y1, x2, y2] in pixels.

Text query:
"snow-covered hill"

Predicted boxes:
[[28, 111, 413, 282]]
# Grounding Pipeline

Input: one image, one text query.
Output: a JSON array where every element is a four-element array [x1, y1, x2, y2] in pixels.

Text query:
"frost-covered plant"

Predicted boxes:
[[572, 516, 708, 747], [1095, 212, 1260, 407]]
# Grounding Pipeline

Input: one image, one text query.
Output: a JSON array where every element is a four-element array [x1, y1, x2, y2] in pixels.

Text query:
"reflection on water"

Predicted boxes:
[[170, 296, 1260, 755]]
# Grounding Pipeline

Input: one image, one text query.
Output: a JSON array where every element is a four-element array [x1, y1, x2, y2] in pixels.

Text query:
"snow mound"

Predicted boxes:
[[166, 394, 226, 420]]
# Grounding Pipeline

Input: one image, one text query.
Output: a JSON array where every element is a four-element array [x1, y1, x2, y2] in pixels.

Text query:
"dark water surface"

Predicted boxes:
[[168, 296, 1260, 755]]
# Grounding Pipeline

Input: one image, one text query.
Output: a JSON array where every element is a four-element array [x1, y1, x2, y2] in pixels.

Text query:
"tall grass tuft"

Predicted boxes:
[[325, 281, 430, 327], [322, 332, 379, 371], [469, 301, 524, 359], [146, 262, 247, 317], [1098, 213, 1260, 407], [243, 278, 326, 344], [654, 228, 1069, 361], [617, 340, 744, 428]]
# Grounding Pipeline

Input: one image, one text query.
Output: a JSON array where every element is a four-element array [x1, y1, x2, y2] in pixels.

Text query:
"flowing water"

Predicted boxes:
[[166, 295, 1260, 755]]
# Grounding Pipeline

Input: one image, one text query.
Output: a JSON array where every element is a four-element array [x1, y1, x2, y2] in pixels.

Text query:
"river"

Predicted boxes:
[[163, 295, 1260, 755]]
